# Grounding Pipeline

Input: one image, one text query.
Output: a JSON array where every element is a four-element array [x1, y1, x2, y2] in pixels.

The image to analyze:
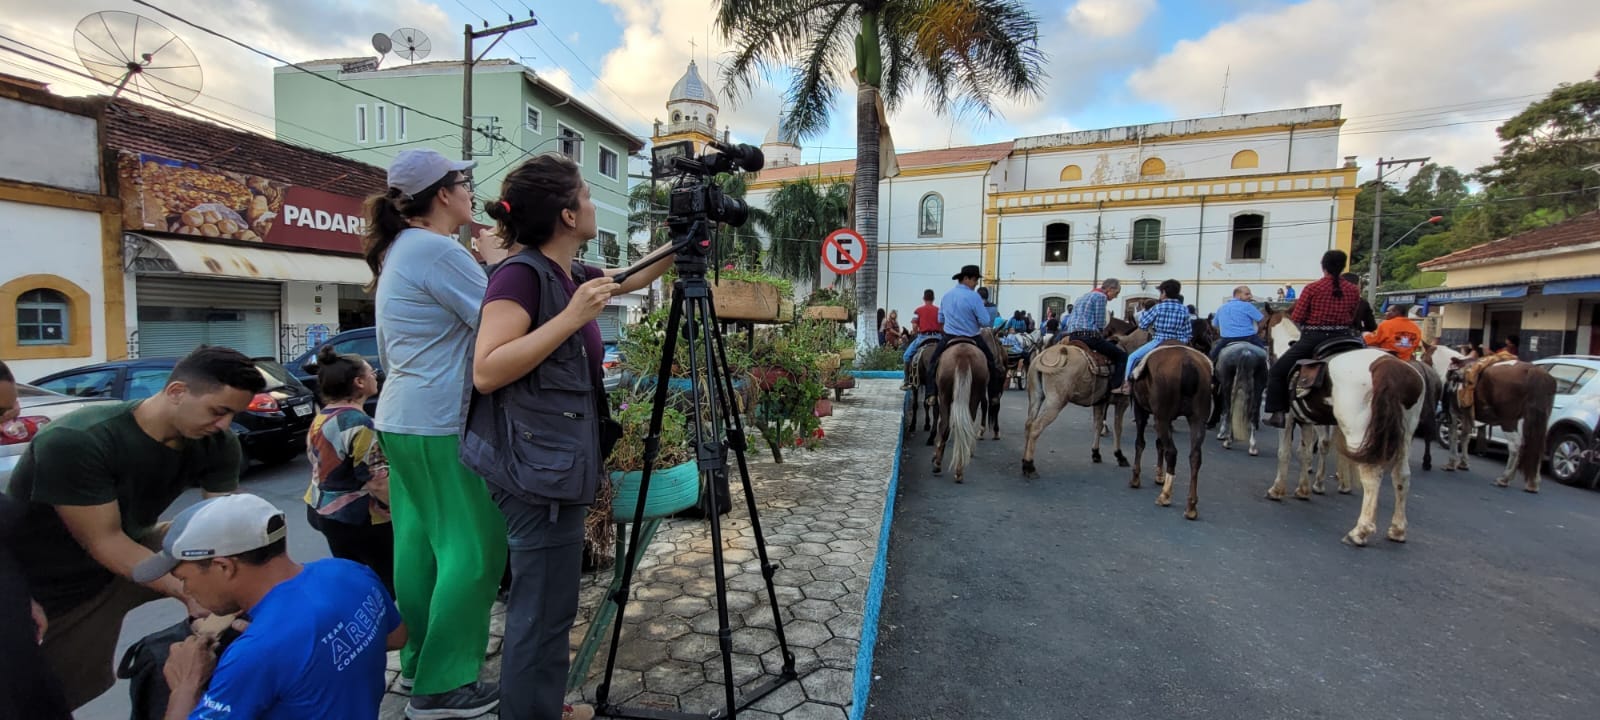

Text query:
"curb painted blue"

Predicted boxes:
[[847, 370, 905, 379], [848, 386, 908, 720]]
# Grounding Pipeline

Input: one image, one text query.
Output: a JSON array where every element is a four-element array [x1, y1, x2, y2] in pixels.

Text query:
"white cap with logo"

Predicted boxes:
[[387, 148, 477, 197], [132, 494, 287, 583]]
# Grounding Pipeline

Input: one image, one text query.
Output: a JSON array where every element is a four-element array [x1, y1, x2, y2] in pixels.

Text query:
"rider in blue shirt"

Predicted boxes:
[[1208, 285, 1266, 364], [923, 265, 1002, 397]]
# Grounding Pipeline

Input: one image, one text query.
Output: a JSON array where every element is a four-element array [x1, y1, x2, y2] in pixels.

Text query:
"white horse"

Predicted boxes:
[[1263, 316, 1340, 495]]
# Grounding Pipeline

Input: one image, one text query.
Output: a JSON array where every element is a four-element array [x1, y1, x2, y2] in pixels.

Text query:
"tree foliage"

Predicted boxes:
[[759, 177, 852, 282]]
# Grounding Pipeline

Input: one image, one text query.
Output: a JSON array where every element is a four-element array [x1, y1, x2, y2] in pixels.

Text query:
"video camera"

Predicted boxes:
[[651, 139, 765, 233]]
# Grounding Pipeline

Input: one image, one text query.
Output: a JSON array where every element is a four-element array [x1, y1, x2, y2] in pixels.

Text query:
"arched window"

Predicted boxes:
[[17, 288, 69, 345], [1140, 157, 1166, 177], [1130, 218, 1162, 263], [1231, 149, 1259, 169], [707, 114, 715, 128], [1059, 164, 1082, 182], [1044, 222, 1070, 263], [919, 193, 943, 237], [1231, 213, 1265, 260], [672, 111, 681, 123], [1041, 296, 1066, 322]]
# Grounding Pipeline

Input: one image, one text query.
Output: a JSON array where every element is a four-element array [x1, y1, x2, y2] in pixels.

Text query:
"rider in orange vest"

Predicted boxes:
[[1364, 304, 1423, 361]]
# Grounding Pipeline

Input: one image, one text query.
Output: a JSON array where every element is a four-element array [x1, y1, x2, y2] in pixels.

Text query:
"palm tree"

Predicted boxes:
[[761, 177, 852, 284], [627, 181, 670, 249], [718, 0, 1047, 351]]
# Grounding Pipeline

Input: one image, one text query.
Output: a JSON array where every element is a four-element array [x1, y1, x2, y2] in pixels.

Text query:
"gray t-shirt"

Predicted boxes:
[[373, 227, 485, 435]]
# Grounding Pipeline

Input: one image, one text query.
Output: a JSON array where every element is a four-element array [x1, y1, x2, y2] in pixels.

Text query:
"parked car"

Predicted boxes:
[[1437, 355, 1600, 486], [603, 342, 622, 392], [0, 384, 120, 485], [30, 357, 317, 467], [287, 327, 383, 415]]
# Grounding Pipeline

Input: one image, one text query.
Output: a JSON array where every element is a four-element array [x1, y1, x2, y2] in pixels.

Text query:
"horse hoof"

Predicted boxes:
[[1265, 490, 1284, 502], [1341, 533, 1368, 548], [1422, 460, 1432, 471], [1248, 448, 1259, 457], [1387, 528, 1407, 543], [955, 476, 964, 484], [1156, 497, 1170, 507], [1493, 480, 1509, 488], [1091, 451, 1103, 464], [932, 466, 942, 475], [1295, 492, 1311, 501], [1524, 486, 1539, 494], [1338, 488, 1352, 495], [1184, 509, 1198, 521]]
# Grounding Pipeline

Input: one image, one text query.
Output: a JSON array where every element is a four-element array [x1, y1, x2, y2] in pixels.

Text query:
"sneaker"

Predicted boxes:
[[398, 676, 415, 692], [405, 681, 500, 719], [565, 704, 596, 720]]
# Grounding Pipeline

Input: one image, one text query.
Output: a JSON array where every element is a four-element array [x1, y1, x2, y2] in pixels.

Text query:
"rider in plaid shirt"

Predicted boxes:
[[1118, 279, 1192, 393], [1264, 249, 1362, 427], [1055, 279, 1128, 391]]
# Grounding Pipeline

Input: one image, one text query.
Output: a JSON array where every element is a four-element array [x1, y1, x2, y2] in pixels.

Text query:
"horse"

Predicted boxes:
[[1265, 316, 1427, 546], [904, 340, 938, 438], [1214, 342, 1268, 456], [978, 328, 1007, 441], [1263, 313, 1339, 494], [1020, 331, 1134, 476], [1127, 342, 1212, 520], [933, 342, 987, 483], [1440, 350, 1556, 492]]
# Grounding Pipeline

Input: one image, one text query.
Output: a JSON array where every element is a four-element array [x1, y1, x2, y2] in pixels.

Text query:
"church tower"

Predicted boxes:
[[761, 120, 803, 169], [651, 60, 721, 154]]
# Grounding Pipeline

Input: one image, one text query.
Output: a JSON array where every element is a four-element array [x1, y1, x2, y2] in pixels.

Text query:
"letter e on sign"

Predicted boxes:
[[822, 228, 867, 275]]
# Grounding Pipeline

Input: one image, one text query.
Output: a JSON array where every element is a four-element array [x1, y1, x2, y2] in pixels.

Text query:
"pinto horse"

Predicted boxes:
[[932, 341, 987, 483], [1128, 342, 1212, 519]]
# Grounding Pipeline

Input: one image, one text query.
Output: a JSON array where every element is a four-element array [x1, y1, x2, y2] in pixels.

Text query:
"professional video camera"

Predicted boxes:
[[651, 139, 765, 236]]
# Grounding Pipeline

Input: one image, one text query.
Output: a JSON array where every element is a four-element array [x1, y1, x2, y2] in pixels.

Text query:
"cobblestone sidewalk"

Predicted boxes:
[[379, 378, 904, 719]]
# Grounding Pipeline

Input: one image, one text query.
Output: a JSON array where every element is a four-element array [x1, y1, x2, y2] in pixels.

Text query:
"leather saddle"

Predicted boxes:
[[1066, 340, 1112, 377], [1292, 336, 1367, 397]]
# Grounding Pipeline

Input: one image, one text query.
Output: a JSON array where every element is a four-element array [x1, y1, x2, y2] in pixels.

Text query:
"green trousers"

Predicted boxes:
[[379, 432, 508, 696]]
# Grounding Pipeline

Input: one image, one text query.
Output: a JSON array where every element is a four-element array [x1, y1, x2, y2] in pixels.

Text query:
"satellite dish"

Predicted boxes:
[[372, 33, 393, 55], [73, 11, 202, 105], [390, 28, 431, 63]]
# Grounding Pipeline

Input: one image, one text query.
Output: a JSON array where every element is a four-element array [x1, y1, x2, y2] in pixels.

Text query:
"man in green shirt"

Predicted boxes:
[[5, 346, 266, 710]]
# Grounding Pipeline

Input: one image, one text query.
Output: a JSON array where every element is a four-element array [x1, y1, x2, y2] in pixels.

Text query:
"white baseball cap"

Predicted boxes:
[[132, 494, 286, 583], [387, 149, 476, 197]]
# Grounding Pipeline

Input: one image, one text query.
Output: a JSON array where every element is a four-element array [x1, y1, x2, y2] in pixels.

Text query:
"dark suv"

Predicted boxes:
[[287, 327, 383, 415], [30, 357, 317, 467]]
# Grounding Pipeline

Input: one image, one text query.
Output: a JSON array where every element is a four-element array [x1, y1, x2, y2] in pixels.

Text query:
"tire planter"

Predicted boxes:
[[610, 460, 700, 522]]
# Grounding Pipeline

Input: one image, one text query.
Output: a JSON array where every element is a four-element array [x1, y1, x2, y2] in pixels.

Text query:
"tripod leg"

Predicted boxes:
[[595, 283, 685, 710]]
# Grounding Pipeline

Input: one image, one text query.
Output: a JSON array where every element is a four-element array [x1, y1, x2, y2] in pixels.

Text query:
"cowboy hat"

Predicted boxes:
[[952, 264, 982, 280]]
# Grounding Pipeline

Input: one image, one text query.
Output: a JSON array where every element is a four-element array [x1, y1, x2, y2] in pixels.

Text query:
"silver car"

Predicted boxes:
[[0, 383, 119, 486], [1438, 355, 1600, 487]]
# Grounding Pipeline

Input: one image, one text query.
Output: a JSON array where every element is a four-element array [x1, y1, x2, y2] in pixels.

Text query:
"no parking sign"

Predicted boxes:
[[822, 228, 867, 275]]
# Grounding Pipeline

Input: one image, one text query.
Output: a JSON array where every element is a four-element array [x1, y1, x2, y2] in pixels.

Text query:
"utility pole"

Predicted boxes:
[[461, 13, 539, 245], [1367, 155, 1429, 303], [1090, 202, 1104, 288]]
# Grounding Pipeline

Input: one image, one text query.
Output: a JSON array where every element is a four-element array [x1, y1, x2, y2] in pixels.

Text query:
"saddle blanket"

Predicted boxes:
[[1034, 341, 1110, 376], [1129, 343, 1212, 381]]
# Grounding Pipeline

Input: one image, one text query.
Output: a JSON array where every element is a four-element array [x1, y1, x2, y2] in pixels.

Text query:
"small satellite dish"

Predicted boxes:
[[73, 10, 202, 104], [372, 33, 393, 55], [390, 28, 431, 63]]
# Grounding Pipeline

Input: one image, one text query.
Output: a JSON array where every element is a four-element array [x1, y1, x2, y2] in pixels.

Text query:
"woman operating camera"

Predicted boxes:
[[472, 153, 670, 720]]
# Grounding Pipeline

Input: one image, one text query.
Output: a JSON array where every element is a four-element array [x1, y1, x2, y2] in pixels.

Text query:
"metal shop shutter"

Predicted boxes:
[[135, 277, 282, 310]]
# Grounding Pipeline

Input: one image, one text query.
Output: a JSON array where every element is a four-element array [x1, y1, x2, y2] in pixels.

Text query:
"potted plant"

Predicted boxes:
[[802, 286, 855, 322], [710, 266, 796, 322], [604, 386, 700, 523]]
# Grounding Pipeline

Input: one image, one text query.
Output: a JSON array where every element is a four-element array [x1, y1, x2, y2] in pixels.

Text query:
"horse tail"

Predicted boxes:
[[1350, 356, 1424, 466], [1518, 367, 1557, 481], [1230, 351, 1254, 442], [949, 366, 978, 473]]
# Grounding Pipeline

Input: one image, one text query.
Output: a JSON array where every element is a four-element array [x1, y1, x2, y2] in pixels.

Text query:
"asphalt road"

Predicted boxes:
[[867, 399, 1600, 720], [75, 457, 330, 720]]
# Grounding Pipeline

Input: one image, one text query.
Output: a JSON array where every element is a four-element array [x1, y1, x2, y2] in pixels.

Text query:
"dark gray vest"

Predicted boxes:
[[460, 251, 600, 508]]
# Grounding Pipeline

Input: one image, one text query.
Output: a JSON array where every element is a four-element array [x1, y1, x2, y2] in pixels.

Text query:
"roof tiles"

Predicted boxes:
[[1419, 211, 1600, 269]]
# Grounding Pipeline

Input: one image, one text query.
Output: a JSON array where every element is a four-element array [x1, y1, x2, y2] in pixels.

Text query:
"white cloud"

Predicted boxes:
[[1126, 0, 1600, 174], [1066, 0, 1156, 38]]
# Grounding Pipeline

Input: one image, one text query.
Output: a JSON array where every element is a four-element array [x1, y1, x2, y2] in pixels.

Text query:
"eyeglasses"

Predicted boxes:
[[449, 179, 474, 192]]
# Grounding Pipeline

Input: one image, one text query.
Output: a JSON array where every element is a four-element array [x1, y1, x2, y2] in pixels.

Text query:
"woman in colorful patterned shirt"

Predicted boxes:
[[304, 346, 394, 596]]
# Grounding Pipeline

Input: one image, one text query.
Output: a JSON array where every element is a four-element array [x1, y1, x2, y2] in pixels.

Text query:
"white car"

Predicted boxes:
[[1437, 355, 1600, 487], [0, 383, 119, 486]]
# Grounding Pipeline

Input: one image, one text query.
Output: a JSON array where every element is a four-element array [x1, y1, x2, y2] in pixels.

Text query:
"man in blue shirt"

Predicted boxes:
[[144, 494, 413, 720], [1056, 278, 1128, 392], [924, 265, 1002, 397], [1118, 279, 1193, 394], [1208, 285, 1265, 364]]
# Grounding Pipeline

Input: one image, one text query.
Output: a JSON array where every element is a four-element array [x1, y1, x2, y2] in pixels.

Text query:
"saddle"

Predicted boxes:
[[1453, 352, 1519, 411], [1066, 340, 1112, 376], [1291, 336, 1369, 397], [1129, 341, 1211, 382]]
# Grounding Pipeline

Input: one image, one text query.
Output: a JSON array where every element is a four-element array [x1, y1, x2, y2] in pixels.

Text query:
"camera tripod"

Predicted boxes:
[[595, 225, 797, 719]]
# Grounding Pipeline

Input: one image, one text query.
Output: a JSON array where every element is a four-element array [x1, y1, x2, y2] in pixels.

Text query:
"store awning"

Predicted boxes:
[[1542, 276, 1600, 296], [1381, 283, 1528, 305], [124, 233, 369, 285]]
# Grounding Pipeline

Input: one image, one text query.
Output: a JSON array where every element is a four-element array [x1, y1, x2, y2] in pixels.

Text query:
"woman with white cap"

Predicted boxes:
[[363, 148, 504, 719]]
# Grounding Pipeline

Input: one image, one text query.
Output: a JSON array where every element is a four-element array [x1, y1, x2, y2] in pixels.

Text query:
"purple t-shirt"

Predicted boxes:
[[483, 256, 606, 384]]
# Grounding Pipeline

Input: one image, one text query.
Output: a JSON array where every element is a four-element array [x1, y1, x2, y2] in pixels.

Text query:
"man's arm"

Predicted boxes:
[[163, 635, 216, 720], [387, 621, 409, 651], [55, 503, 194, 606]]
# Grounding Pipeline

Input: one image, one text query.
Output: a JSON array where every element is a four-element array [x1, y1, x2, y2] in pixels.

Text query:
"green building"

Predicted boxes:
[[272, 56, 646, 333]]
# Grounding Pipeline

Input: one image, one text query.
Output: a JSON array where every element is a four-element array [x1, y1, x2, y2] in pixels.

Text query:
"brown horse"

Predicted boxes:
[[978, 328, 1006, 441], [933, 342, 987, 483], [904, 340, 938, 437], [1021, 335, 1133, 476], [1128, 342, 1212, 519], [1444, 355, 1556, 492]]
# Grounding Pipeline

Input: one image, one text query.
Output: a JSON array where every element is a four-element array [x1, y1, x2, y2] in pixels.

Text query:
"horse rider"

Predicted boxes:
[[1205, 285, 1267, 427], [923, 265, 1003, 398], [1116, 279, 1191, 395], [1055, 278, 1128, 394], [1263, 249, 1363, 428], [901, 289, 942, 389], [977, 286, 1002, 328], [1342, 272, 1379, 333], [1364, 303, 1423, 361]]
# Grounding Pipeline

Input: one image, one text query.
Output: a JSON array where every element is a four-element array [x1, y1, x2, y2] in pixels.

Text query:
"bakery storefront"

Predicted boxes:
[[116, 149, 375, 361]]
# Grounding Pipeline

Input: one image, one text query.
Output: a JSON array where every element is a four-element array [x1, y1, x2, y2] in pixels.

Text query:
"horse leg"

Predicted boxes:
[[1495, 422, 1521, 488], [1113, 397, 1130, 467], [925, 395, 938, 447], [1131, 404, 1149, 489], [1342, 463, 1382, 547], [1388, 446, 1412, 543], [1022, 398, 1065, 479], [1298, 424, 1318, 499], [1155, 418, 1176, 507], [1337, 452, 1355, 495], [1186, 411, 1203, 520], [1090, 401, 1106, 464], [1267, 423, 1295, 500], [932, 401, 948, 474], [1247, 425, 1259, 457]]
